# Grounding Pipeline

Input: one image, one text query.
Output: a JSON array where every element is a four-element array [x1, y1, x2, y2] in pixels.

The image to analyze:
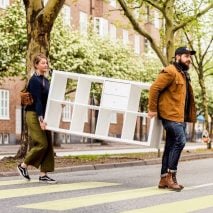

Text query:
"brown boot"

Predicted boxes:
[[158, 176, 168, 189], [166, 172, 182, 191], [172, 173, 184, 189]]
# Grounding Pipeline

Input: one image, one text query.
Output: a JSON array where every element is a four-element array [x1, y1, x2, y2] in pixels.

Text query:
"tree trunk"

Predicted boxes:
[[197, 67, 211, 149], [191, 122, 195, 142], [164, 0, 175, 64], [15, 109, 28, 159], [198, 68, 209, 131], [16, 0, 65, 159]]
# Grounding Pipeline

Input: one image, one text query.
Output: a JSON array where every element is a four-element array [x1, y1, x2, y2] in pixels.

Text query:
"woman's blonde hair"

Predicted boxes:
[[33, 53, 48, 69], [31, 53, 49, 77]]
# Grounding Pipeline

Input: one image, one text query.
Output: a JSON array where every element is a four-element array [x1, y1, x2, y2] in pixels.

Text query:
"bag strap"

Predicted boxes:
[[21, 77, 30, 92]]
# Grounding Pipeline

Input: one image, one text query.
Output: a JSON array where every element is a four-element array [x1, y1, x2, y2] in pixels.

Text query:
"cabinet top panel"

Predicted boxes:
[[53, 70, 150, 89]]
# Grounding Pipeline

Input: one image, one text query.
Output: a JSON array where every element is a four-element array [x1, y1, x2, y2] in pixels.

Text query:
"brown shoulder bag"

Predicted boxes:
[[20, 80, 33, 106]]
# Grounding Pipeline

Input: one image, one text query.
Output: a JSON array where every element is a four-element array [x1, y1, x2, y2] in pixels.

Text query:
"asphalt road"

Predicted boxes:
[[0, 158, 212, 213]]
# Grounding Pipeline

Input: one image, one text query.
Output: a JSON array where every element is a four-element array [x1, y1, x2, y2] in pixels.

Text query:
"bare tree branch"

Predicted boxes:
[[204, 66, 213, 73], [203, 55, 213, 67], [143, 0, 163, 12], [201, 36, 213, 62], [173, 3, 213, 32], [117, 0, 167, 66], [143, 0, 172, 26], [43, 0, 65, 29], [183, 29, 200, 68]]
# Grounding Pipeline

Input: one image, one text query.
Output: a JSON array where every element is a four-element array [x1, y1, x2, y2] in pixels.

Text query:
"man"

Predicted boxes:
[[148, 46, 196, 191]]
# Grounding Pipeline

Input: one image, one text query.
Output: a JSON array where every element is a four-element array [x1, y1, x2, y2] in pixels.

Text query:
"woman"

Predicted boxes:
[[17, 53, 56, 184]]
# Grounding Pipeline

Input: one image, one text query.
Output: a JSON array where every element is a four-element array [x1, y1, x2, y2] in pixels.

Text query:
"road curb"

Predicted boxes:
[[0, 152, 212, 177]]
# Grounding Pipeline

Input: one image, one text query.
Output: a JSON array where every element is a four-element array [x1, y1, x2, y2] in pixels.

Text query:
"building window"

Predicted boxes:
[[62, 4, 71, 27], [109, 24, 116, 41], [154, 10, 160, 28], [0, 133, 9, 144], [144, 38, 149, 52], [80, 11, 88, 35], [16, 108, 22, 134], [62, 103, 72, 122], [94, 17, 109, 37], [3, 134, 9, 144], [0, 89, 9, 120], [146, 6, 150, 23], [0, 0, 9, 9], [111, 113, 117, 124], [109, 0, 116, 8], [132, 2, 140, 19], [43, 0, 48, 5], [134, 34, 140, 54], [122, 29, 129, 45]]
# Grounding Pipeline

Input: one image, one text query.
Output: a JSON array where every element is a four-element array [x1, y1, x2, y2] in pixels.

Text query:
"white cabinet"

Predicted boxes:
[[44, 70, 163, 148]]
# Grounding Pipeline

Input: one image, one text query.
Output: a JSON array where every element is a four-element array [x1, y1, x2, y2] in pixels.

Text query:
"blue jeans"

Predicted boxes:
[[161, 119, 186, 175]]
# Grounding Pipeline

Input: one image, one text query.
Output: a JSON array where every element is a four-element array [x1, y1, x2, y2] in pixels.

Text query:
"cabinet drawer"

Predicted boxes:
[[103, 81, 131, 97], [101, 94, 128, 110]]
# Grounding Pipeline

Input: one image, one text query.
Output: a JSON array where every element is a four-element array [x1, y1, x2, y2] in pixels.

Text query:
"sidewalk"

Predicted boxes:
[[0, 141, 212, 177], [0, 141, 208, 159]]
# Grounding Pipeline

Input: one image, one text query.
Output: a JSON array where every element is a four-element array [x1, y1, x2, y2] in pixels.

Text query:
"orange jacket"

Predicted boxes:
[[148, 64, 196, 122]]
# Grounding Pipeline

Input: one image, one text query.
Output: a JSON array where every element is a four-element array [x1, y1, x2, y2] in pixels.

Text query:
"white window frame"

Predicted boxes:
[[144, 38, 149, 52], [16, 107, 22, 134], [0, 0, 9, 9], [154, 10, 160, 28], [110, 112, 117, 124], [62, 4, 71, 27], [0, 134, 2, 144], [94, 17, 109, 37], [122, 29, 129, 46], [43, 0, 48, 6], [134, 34, 140, 54], [109, 0, 116, 8], [80, 11, 88, 35], [3, 133, 9, 144], [132, 2, 140, 19], [146, 6, 150, 23], [62, 103, 72, 122], [0, 89, 9, 120], [109, 24, 116, 41]]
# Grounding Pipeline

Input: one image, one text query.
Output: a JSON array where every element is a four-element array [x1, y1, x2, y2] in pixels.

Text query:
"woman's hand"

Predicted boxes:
[[39, 120, 47, 130]]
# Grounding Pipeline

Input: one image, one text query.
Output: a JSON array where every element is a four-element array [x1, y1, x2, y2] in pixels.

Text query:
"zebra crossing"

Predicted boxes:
[[122, 195, 213, 213], [0, 178, 213, 212]]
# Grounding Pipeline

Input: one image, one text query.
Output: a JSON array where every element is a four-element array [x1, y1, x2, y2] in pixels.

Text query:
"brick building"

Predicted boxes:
[[0, 0, 160, 144]]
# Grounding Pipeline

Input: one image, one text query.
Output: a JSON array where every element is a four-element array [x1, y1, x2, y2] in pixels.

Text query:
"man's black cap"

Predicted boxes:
[[175, 46, 196, 56]]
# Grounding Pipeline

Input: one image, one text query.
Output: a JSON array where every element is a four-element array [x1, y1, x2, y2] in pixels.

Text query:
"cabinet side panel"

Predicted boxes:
[[95, 109, 112, 136], [70, 105, 88, 132], [75, 78, 91, 104], [45, 101, 62, 128], [121, 112, 137, 140], [128, 85, 142, 111], [49, 73, 67, 100], [147, 117, 163, 148]]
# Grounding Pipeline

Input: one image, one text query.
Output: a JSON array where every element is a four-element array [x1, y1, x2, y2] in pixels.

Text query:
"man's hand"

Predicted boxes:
[[148, 111, 157, 118]]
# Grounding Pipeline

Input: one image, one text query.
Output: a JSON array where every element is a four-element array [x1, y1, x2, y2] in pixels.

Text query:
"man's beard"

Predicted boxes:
[[177, 59, 190, 71]]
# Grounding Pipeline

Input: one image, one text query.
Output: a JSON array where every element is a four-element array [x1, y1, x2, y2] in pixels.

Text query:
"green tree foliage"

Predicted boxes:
[[117, 0, 213, 65], [0, 1, 161, 83], [182, 6, 213, 131], [0, 1, 27, 78], [50, 20, 145, 81], [50, 17, 161, 104]]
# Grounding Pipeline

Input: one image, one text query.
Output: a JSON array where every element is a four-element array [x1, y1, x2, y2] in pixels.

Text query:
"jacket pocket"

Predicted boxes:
[[171, 80, 185, 105]]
